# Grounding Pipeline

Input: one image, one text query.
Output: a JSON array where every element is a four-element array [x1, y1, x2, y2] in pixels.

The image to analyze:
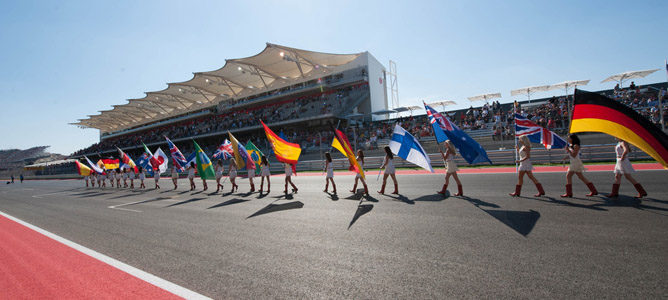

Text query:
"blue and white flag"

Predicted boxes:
[[389, 124, 434, 172], [185, 152, 197, 169], [424, 103, 492, 165], [514, 114, 567, 149]]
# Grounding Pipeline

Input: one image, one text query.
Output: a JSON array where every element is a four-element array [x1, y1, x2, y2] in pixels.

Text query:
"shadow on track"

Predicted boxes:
[[481, 209, 541, 237], [164, 197, 207, 208], [412, 194, 446, 202], [208, 198, 250, 209], [348, 202, 374, 229], [384, 194, 415, 205], [535, 196, 608, 211], [247, 201, 304, 219], [460, 196, 499, 208]]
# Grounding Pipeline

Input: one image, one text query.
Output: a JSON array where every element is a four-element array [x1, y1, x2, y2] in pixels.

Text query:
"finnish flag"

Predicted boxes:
[[389, 124, 434, 172]]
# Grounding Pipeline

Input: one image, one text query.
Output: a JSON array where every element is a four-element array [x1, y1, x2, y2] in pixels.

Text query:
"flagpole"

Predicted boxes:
[[513, 103, 519, 173]]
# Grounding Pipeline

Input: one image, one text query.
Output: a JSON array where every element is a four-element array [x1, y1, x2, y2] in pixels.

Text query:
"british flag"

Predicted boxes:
[[213, 139, 233, 160], [425, 104, 456, 132], [165, 136, 187, 172], [514, 114, 567, 149]]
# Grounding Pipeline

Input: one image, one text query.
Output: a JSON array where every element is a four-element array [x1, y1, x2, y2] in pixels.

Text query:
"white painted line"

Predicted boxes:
[[0, 210, 211, 300], [109, 207, 142, 213], [32, 191, 70, 199]]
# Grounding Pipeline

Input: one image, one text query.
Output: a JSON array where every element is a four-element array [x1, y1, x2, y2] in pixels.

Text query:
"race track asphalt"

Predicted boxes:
[[1, 169, 667, 299]]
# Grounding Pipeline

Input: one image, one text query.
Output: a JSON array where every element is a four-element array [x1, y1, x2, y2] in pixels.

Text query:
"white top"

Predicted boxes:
[[518, 146, 533, 171], [284, 164, 293, 177], [188, 167, 196, 178], [215, 165, 224, 176]]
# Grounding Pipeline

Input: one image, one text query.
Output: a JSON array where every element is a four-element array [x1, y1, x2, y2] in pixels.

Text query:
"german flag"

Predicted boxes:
[[570, 89, 668, 168]]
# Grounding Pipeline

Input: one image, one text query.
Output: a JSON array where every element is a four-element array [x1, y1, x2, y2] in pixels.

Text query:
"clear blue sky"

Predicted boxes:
[[1, 0, 666, 155]]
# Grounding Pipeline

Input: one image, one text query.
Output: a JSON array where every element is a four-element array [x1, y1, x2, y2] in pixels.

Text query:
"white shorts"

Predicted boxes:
[[230, 170, 237, 179], [446, 160, 459, 174], [518, 160, 534, 171], [614, 158, 635, 174]]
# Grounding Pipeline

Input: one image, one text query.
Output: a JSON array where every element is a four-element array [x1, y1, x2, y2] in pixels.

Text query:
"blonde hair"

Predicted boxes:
[[445, 140, 456, 154], [519, 136, 531, 149]]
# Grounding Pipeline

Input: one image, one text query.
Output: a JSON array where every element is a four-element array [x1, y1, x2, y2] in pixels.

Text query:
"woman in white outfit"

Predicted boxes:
[[122, 169, 128, 188], [228, 159, 238, 192], [153, 167, 161, 189], [138, 167, 146, 189], [171, 166, 179, 190], [187, 162, 196, 191], [437, 140, 463, 196], [510, 135, 545, 197], [561, 134, 598, 197], [115, 168, 121, 188], [84, 174, 89, 187], [259, 156, 270, 194], [607, 138, 647, 198], [215, 160, 225, 193], [109, 169, 115, 187], [283, 162, 298, 194], [349, 150, 369, 195], [323, 152, 336, 194], [129, 169, 135, 189], [378, 146, 398, 194]]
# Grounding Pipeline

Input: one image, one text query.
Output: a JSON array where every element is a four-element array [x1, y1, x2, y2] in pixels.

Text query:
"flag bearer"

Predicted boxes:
[[323, 152, 336, 194], [437, 140, 463, 196], [378, 146, 398, 194]]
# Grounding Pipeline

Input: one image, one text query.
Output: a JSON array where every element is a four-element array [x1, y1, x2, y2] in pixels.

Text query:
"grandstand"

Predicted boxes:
[[68, 43, 667, 174], [71, 43, 388, 162]]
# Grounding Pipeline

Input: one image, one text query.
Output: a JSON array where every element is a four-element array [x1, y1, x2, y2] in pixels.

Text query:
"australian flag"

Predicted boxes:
[[213, 139, 233, 160], [514, 114, 567, 149], [136, 153, 155, 176], [424, 103, 492, 165], [165, 136, 187, 172]]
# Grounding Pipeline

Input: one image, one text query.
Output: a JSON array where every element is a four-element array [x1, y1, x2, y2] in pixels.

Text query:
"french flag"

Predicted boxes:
[[514, 114, 567, 149]]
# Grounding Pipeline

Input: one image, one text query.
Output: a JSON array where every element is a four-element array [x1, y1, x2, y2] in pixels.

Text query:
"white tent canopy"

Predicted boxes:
[[511, 84, 553, 102], [550, 80, 590, 90], [426, 100, 457, 107], [467, 93, 502, 102], [601, 69, 660, 86], [72, 43, 362, 133]]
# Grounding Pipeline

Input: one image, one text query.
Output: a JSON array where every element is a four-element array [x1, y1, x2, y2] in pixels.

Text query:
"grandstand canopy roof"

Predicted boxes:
[[467, 93, 501, 102], [601, 69, 660, 84], [371, 109, 397, 115], [71, 43, 362, 133]]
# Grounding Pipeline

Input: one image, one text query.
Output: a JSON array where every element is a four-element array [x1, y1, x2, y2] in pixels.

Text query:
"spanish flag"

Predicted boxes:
[[570, 89, 668, 168], [332, 127, 365, 179], [75, 161, 92, 176], [260, 120, 301, 165]]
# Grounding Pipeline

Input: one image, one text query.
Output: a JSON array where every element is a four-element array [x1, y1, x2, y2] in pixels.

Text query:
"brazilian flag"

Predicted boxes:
[[245, 141, 264, 175], [193, 140, 216, 180]]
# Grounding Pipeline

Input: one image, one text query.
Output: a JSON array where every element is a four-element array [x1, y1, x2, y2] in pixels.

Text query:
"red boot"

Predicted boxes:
[[633, 183, 647, 198], [560, 184, 573, 198], [437, 184, 447, 195], [454, 185, 463, 196], [509, 185, 522, 197], [585, 182, 598, 197], [534, 183, 545, 197], [607, 184, 620, 198]]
